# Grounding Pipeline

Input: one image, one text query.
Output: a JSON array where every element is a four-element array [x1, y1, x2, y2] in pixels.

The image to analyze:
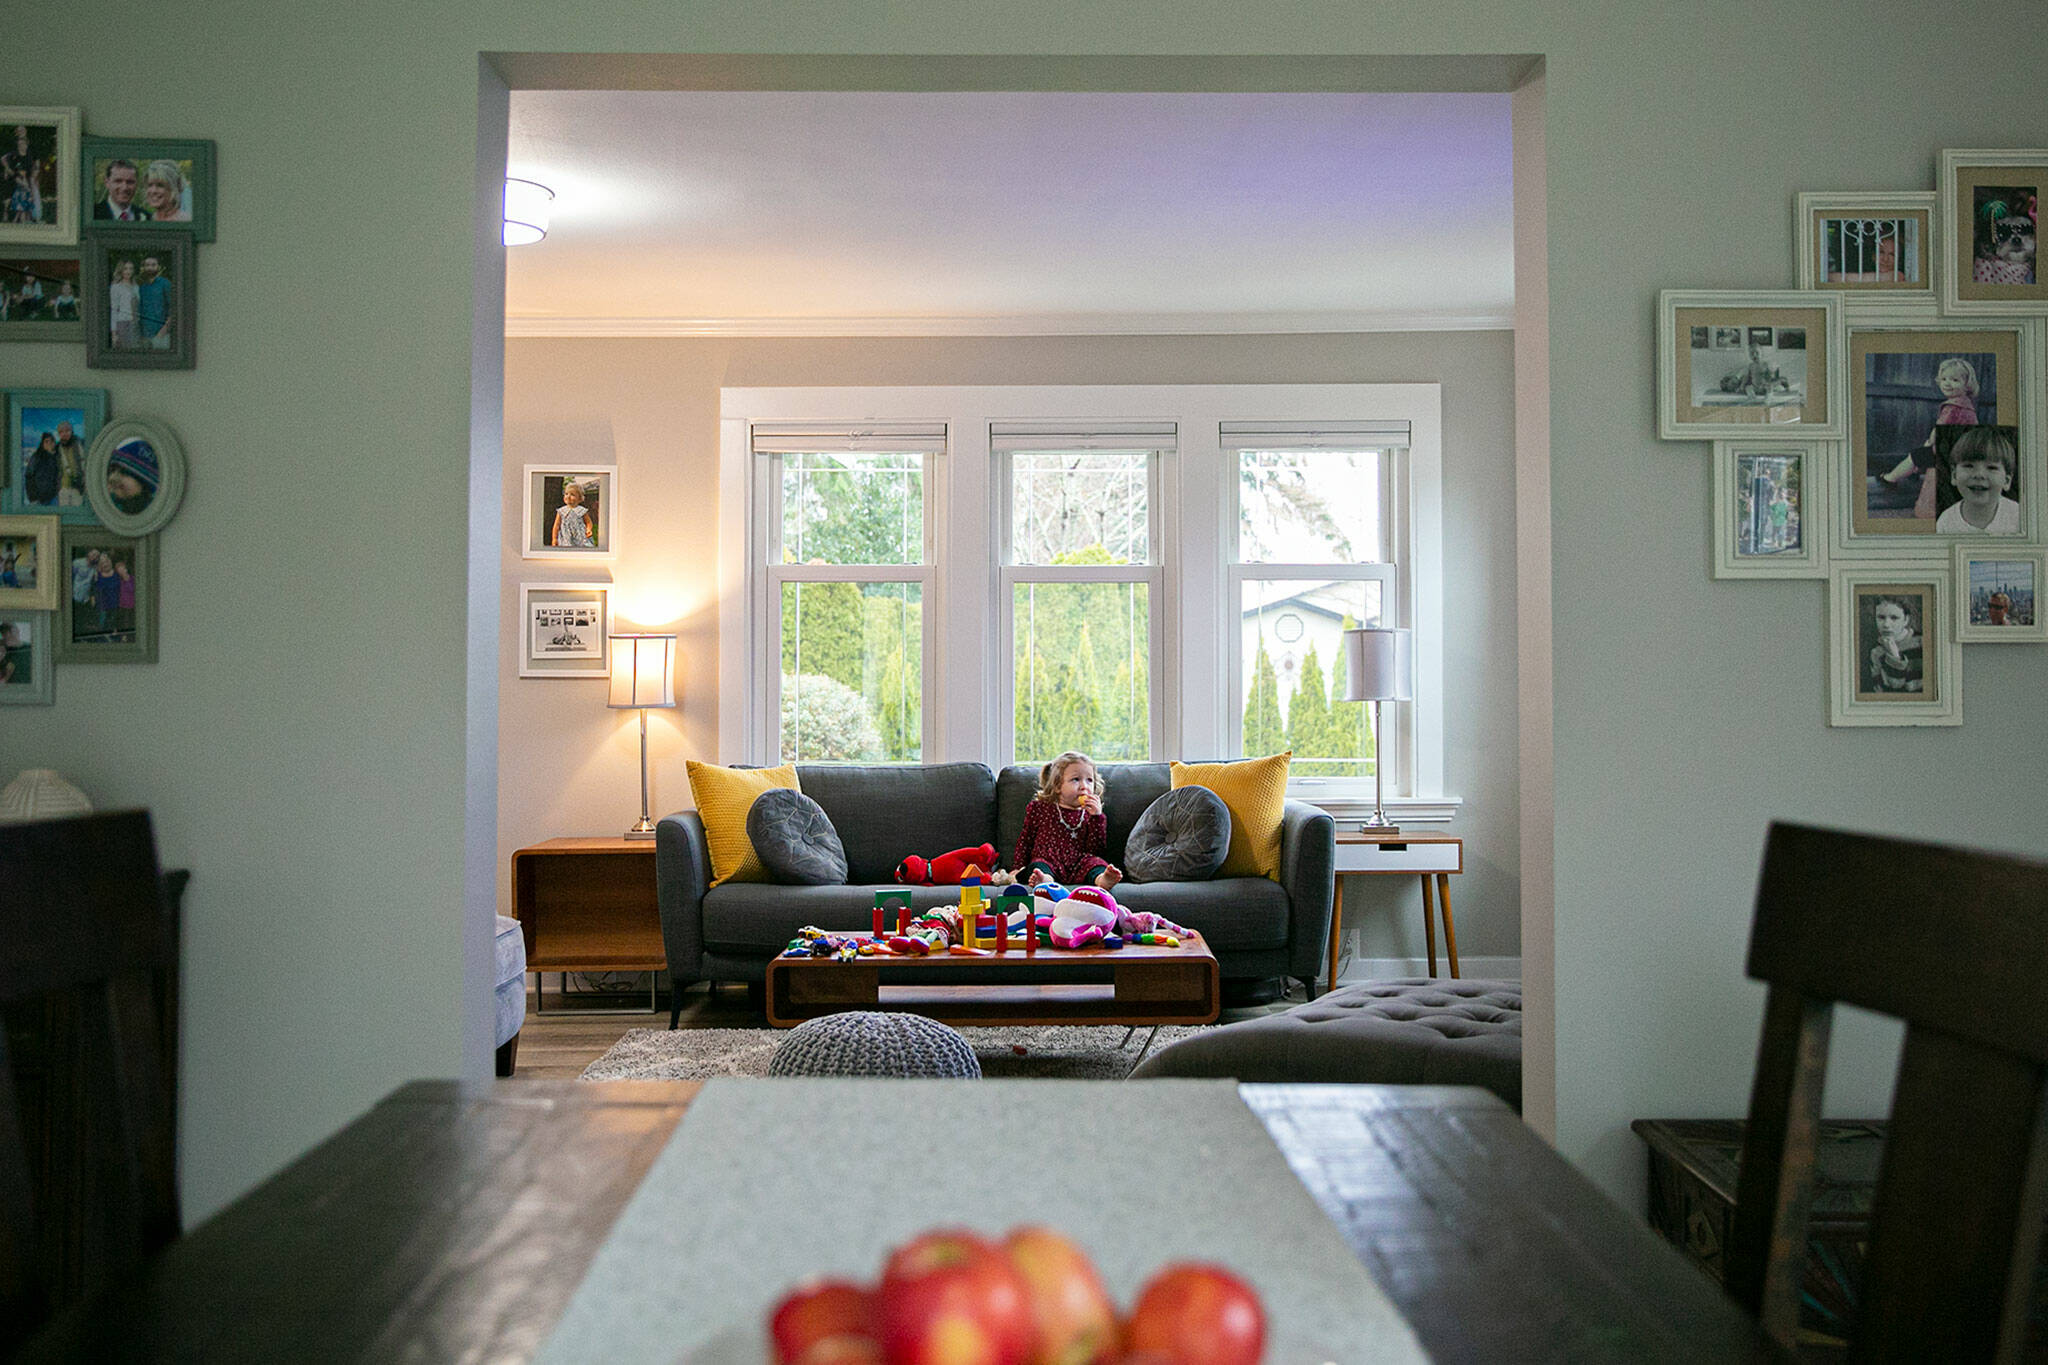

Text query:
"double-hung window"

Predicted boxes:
[[751, 423, 941, 764], [996, 424, 1171, 764]]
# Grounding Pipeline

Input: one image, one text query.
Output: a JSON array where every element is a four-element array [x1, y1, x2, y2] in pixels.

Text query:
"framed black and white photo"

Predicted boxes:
[[1659, 291, 1846, 440], [1796, 191, 1936, 303], [1941, 149, 2048, 314], [0, 107, 81, 247], [1828, 567, 1960, 726], [5, 387, 107, 523], [80, 137, 218, 242], [1713, 440, 1826, 578], [83, 231, 195, 369], [521, 464, 618, 561], [84, 416, 186, 536], [0, 248, 85, 340], [56, 526, 156, 663], [0, 610, 53, 704], [1954, 545, 2047, 644], [0, 513, 60, 612], [519, 582, 611, 678]]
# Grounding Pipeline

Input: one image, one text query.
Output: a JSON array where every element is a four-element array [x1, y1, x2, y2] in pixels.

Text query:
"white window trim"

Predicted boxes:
[[719, 384, 1454, 817]]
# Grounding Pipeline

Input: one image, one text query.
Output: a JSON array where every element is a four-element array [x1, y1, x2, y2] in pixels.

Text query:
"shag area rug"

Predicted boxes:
[[580, 1024, 1216, 1082]]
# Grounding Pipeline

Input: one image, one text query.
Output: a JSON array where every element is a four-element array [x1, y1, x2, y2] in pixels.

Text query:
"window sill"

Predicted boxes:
[[1299, 795, 1463, 825]]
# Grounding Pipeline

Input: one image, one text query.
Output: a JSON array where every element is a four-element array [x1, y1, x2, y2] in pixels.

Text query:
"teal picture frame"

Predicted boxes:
[[80, 136, 217, 242], [0, 609, 54, 704], [5, 386, 108, 523]]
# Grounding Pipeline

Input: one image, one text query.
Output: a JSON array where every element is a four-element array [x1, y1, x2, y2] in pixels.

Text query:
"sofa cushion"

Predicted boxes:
[[798, 763, 996, 884], [746, 788, 847, 885], [1109, 878, 1291, 952], [1170, 753, 1291, 880], [685, 760, 800, 887], [1123, 786, 1231, 883], [996, 763, 1169, 870]]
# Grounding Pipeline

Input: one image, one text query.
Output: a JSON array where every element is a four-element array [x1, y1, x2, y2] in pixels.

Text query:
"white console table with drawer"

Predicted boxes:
[[1328, 831, 1465, 994]]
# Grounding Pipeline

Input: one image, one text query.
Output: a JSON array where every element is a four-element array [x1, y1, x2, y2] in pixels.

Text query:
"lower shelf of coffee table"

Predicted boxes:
[[766, 947, 1219, 1028]]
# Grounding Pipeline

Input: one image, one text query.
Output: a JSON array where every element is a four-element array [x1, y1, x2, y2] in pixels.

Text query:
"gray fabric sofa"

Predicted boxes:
[[654, 761, 1336, 1026]]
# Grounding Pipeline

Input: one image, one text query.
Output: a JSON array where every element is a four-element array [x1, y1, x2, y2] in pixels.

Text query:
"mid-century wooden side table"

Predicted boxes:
[[509, 837, 664, 1010], [1329, 831, 1464, 994]]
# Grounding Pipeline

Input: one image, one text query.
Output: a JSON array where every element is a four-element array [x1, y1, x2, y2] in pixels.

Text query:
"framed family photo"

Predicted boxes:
[[85, 416, 186, 536], [80, 137, 218, 242], [0, 610, 53, 705], [519, 582, 611, 678], [1940, 150, 2048, 314], [0, 248, 85, 339], [5, 388, 107, 523], [1828, 567, 1960, 726], [56, 526, 156, 664], [1838, 320, 2040, 555], [522, 465, 617, 561], [1796, 191, 1936, 302], [1659, 291, 1845, 439], [0, 514, 60, 611], [1953, 545, 2047, 643], [1713, 440, 1826, 578], [83, 231, 195, 369], [0, 107, 81, 247]]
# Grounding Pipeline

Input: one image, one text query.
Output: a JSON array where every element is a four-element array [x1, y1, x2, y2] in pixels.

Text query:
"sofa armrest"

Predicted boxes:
[[655, 812, 710, 987], [1276, 799, 1336, 983]]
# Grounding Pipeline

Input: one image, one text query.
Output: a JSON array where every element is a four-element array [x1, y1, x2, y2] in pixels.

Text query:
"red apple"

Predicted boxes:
[[1122, 1263, 1265, 1365], [770, 1279, 877, 1365], [877, 1228, 1036, 1365], [1002, 1226, 1119, 1365]]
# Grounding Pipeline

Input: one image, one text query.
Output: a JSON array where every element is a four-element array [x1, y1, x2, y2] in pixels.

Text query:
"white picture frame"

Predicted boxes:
[[1796, 191, 1937, 309], [1940, 149, 2048, 315], [1953, 544, 2047, 643], [521, 463, 618, 561], [519, 582, 611, 678], [1828, 565, 1960, 727], [1714, 440, 1827, 578], [0, 107, 81, 247], [1659, 290, 1847, 441]]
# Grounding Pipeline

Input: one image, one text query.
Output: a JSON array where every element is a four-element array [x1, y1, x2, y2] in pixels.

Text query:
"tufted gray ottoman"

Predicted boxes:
[[767, 1010, 983, 1079], [1129, 978, 1522, 1110]]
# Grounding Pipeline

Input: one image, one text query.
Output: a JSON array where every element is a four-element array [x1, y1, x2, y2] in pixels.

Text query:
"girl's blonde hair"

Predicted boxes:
[[1937, 357, 1981, 397], [1036, 751, 1101, 804]]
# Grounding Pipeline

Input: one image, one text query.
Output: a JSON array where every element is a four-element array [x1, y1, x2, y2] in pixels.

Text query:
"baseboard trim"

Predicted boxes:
[[1336, 955, 1521, 984]]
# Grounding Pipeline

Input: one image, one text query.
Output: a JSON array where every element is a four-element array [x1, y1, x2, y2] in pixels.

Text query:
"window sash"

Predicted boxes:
[[1228, 442, 1397, 567], [1002, 565, 1166, 763]]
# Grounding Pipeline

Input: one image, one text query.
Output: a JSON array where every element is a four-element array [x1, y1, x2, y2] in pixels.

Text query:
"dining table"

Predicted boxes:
[[22, 1079, 1781, 1363]]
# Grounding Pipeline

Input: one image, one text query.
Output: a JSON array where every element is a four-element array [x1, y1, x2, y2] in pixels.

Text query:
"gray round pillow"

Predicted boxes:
[[1122, 786, 1232, 883], [745, 788, 847, 885], [768, 1011, 981, 1078]]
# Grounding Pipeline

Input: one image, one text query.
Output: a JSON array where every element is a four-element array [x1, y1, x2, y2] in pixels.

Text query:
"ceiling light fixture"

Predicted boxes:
[[503, 177, 554, 246]]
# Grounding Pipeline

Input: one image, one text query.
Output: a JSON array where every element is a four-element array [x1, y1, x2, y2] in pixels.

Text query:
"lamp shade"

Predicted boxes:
[[503, 177, 553, 246], [1340, 627, 1412, 703], [607, 633, 677, 709]]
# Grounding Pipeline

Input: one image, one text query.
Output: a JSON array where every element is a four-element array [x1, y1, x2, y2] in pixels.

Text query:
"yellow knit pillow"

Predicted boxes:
[[1170, 752, 1292, 880], [685, 761, 800, 887]]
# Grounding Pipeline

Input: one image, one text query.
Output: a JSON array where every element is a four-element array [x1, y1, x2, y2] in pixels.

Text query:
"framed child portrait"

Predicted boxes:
[[0, 107, 81, 247], [80, 137, 218, 242], [85, 416, 187, 537], [83, 231, 196, 370], [1659, 291, 1845, 440], [522, 465, 617, 562], [0, 513, 60, 612], [1837, 320, 2041, 556], [1828, 567, 1960, 727], [0, 249, 86, 340], [519, 582, 611, 678], [0, 610, 53, 705], [1795, 191, 1936, 304], [1940, 149, 2048, 314], [1953, 545, 2047, 644], [1713, 440, 1826, 578], [5, 387, 108, 524], [56, 526, 157, 664]]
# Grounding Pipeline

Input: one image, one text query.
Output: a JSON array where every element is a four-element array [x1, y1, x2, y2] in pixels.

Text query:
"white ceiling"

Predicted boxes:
[[504, 90, 1513, 336]]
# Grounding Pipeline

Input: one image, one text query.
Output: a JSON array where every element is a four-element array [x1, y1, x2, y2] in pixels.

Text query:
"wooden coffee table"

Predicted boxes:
[[764, 933, 1220, 1029]]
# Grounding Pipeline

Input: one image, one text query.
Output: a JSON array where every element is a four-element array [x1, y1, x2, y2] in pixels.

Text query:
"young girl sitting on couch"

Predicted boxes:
[[1009, 750, 1123, 891]]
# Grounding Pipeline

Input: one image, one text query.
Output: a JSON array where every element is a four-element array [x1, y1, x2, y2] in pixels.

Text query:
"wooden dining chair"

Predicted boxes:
[[1726, 821, 2048, 1361], [0, 811, 180, 1351]]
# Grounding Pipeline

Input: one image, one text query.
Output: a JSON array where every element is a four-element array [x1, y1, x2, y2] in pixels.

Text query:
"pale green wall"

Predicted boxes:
[[7, 1, 2046, 1220]]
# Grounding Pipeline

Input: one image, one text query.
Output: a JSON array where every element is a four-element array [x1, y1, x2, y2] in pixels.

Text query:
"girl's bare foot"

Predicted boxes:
[[1027, 868, 1049, 887], [1096, 866, 1122, 891]]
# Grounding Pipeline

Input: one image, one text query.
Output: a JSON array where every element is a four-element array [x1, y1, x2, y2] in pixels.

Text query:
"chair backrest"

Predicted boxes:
[[1727, 821, 2048, 1360], [0, 811, 179, 1349]]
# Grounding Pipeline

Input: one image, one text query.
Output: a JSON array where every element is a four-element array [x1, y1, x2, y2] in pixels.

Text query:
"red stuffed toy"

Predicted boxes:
[[895, 844, 997, 885]]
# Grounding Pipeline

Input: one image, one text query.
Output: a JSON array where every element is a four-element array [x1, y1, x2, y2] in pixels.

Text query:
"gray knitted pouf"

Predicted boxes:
[[767, 1011, 983, 1079]]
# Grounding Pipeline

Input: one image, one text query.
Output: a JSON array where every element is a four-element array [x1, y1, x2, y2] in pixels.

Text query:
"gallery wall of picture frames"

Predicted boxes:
[[1, 103, 213, 705], [1660, 148, 2048, 728]]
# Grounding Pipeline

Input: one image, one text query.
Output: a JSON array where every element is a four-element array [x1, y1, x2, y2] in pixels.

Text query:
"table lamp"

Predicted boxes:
[[608, 633, 677, 840], [1340, 626, 1412, 836]]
